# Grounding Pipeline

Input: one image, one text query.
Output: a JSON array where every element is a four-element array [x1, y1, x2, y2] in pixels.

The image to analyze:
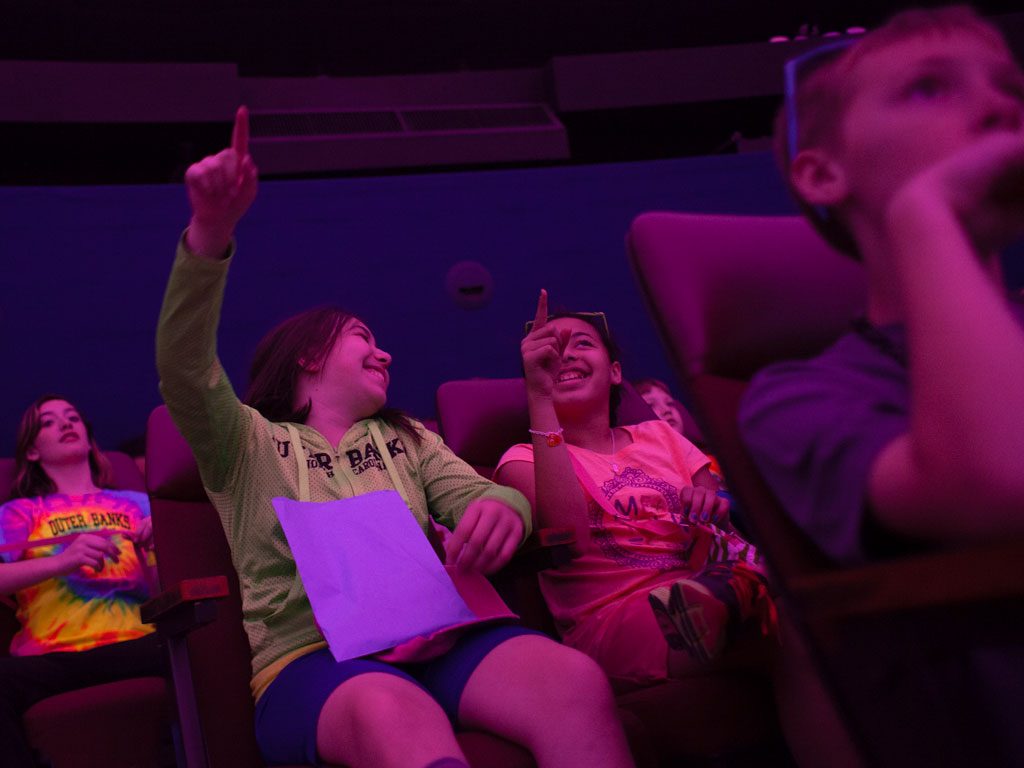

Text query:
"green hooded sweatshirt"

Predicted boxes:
[[156, 241, 531, 691]]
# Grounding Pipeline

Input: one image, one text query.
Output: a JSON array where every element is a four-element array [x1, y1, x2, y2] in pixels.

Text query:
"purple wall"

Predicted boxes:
[[8, 150, 1018, 453]]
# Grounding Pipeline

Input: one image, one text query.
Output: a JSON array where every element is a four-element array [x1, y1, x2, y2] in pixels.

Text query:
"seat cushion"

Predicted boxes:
[[616, 673, 778, 758], [24, 677, 168, 768]]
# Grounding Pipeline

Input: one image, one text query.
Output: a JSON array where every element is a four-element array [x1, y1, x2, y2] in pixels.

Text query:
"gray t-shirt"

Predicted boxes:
[[739, 303, 1024, 565], [740, 302, 1024, 765]]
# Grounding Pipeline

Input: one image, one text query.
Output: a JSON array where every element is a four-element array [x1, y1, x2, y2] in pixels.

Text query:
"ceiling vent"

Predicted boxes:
[[249, 103, 568, 174]]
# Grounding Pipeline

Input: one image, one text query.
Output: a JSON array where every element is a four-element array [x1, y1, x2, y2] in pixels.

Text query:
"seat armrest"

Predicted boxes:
[[141, 576, 229, 638], [791, 536, 1024, 620]]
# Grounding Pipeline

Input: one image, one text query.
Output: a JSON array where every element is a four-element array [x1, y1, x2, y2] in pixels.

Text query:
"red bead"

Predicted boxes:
[[546, 433, 562, 448]]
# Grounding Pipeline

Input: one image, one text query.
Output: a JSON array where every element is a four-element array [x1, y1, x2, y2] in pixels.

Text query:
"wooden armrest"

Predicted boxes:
[[141, 576, 229, 637], [791, 536, 1024, 620]]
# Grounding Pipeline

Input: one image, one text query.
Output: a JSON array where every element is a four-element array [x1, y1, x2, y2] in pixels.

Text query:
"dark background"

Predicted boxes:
[[2, 1, 1022, 451], [0, 154, 800, 449]]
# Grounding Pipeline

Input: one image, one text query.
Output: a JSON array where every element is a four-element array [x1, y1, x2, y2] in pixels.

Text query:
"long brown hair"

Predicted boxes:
[[243, 306, 422, 443], [11, 394, 113, 499]]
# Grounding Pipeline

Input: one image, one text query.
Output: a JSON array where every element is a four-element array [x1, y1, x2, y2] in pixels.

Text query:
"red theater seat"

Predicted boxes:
[[22, 677, 169, 768], [0, 451, 169, 768], [627, 211, 1024, 767], [627, 212, 866, 585], [435, 377, 781, 765], [144, 405, 535, 768]]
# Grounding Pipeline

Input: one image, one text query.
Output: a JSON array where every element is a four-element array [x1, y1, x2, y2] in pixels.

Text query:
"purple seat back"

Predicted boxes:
[[628, 212, 865, 380], [627, 212, 866, 581], [145, 405, 266, 768], [436, 378, 657, 477], [145, 407, 207, 502], [436, 378, 531, 476]]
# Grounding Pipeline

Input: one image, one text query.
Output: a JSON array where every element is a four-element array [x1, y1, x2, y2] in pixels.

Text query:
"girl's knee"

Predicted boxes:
[[322, 674, 447, 738], [352, 679, 442, 730], [318, 675, 462, 766], [533, 642, 617, 706]]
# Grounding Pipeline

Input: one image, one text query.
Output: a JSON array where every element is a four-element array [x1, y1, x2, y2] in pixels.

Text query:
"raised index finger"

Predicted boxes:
[[532, 289, 549, 330], [231, 105, 250, 158]]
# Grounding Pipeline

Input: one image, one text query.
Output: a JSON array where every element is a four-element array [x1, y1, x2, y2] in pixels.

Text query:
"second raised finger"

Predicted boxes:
[[460, 512, 500, 570], [696, 489, 718, 522], [232, 105, 250, 158], [532, 289, 549, 330]]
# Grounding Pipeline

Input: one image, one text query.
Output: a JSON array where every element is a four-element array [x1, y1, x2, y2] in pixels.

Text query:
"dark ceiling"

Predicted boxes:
[[3, 1, 1023, 184], [5, 0, 1020, 76]]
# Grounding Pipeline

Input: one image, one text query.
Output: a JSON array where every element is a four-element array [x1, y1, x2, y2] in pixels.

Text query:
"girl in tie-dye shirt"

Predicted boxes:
[[0, 395, 162, 768]]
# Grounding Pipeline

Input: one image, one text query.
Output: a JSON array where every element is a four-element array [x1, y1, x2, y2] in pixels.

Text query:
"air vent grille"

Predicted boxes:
[[251, 111, 401, 136], [251, 105, 555, 138], [402, 105, 552, 131], [247, 102, 569, 173]]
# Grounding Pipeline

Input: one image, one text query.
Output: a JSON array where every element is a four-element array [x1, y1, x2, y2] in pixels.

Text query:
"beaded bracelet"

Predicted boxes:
[[528, 427, 564, 447]]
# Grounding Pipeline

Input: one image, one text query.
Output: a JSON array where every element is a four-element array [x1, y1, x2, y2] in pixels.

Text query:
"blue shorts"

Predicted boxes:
[[254, 624, 543, 766]]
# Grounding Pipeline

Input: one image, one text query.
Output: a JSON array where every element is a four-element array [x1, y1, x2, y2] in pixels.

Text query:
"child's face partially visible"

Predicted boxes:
[[832, 32, 1024, 218], [639, 387, 685, 435]]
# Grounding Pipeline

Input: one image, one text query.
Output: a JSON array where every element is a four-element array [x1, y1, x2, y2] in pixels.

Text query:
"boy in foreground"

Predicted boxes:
[[740, 6, 1024, 764]]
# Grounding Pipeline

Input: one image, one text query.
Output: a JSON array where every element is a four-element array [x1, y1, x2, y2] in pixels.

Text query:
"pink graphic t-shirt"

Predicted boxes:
[[496, 420, 763, 645], [0, 490, 155, 656]]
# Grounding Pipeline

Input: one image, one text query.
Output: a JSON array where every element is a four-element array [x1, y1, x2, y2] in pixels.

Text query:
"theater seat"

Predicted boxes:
[[435, 377, 782, 765], [22, 677, 169, 768], [144, 405, 535, 768], [627, 211, 866, 582], [435, 378, 656, 479], [627, 211, 1024, 767], [0, 451, 169, 768]]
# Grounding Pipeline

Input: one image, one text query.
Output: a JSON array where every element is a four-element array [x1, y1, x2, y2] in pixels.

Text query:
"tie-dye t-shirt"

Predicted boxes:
[[0, 490, 155, 656]]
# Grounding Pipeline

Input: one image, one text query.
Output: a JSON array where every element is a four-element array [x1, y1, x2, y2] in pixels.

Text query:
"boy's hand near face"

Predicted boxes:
[[889, 131, 1024, 256], [872, 129, 1024, 542]]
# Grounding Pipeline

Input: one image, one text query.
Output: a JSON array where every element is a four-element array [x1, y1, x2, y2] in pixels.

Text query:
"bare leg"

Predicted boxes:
[[316, 672, 466, 768], [458, 635, 635, 768]]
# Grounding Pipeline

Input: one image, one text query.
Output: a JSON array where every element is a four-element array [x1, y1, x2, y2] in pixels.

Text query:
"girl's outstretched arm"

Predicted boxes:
[[155, 107, 260, 494], [184, 106, 258, 260]]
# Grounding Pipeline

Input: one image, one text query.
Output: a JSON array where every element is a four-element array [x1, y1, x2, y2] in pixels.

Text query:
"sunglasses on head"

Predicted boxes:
[[783, 38, 859, 224], [524, 311, 610, 339], [783, 37, 859, 163]]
